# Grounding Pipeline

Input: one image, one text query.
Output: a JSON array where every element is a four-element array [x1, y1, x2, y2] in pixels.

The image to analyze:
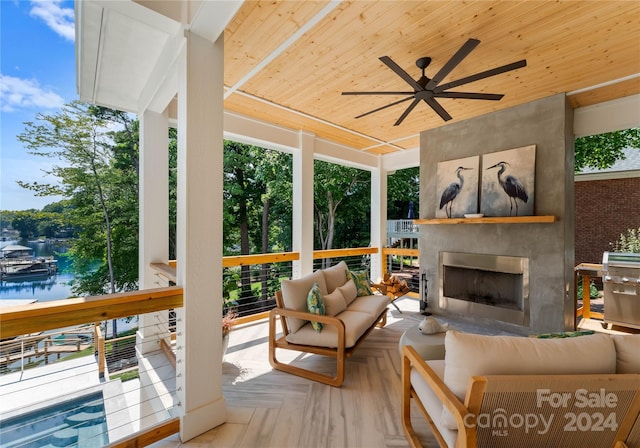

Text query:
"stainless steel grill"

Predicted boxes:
[[602, 251, 640, 330]]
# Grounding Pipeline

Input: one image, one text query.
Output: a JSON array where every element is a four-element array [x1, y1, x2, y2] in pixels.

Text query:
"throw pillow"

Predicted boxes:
[[307, 282, 325, 332], [337, 279, 358, 306], [322, 261, 349, 293], [347, 270, 373, 297], [323, 288, 347, 316], [532, 330, 595, 338]]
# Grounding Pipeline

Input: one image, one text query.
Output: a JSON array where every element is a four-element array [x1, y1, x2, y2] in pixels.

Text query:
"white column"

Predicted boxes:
[[292, 131, 315, 277], [176, 30, 226, 441], [138, 108, 170, 355], [370, 160, 387, 282]]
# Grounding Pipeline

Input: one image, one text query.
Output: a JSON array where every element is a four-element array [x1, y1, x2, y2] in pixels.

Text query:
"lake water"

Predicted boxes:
[[0, 240, 135, 337], [0, 239, 75, 303]]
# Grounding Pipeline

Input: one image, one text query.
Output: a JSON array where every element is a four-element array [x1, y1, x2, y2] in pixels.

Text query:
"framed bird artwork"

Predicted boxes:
[[435, 155, 479, 218], [481, 145, 536, 217]]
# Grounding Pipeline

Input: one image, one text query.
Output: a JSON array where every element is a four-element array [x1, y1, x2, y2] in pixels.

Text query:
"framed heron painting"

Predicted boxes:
[[480, 145, 536, 217], [435, 155, 479, 218]]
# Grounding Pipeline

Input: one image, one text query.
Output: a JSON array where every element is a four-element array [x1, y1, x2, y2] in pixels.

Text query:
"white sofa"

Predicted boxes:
[[269, 261, 389, 386], [402, 330, 640, 448]]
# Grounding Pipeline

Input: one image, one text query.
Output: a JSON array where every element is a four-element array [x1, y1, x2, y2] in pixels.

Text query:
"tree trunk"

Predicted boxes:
[[89, 135, 117, 338], [261, 198, 270, 301], [236, 168, 252, 306]]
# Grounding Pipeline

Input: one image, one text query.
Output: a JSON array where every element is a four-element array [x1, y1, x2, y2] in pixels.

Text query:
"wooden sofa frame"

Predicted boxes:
[[268, 290, 387, 387], [402, 345, 640, 448]]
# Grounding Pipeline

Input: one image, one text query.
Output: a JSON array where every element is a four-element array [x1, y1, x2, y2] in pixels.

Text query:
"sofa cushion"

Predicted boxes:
[[347, 294, 389, 318], [347, 269, 374, 297], [441, 330, 617, 430], [323, 261, 349, 294], [285, 310, 374, 349], [280, 270, 327, 333], [337, 279, 358, 305], [612, 334, 640, 373], [323, 288, 347, 316], [307, 283, 325, 332], [410, 360, 457, 448]]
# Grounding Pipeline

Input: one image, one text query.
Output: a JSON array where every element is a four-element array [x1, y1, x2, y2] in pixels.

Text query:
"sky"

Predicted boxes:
[[1, 0, 76, 211]]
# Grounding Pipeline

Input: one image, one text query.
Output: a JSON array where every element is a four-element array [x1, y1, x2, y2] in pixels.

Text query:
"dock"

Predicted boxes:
[[1, 332, 92, 368]]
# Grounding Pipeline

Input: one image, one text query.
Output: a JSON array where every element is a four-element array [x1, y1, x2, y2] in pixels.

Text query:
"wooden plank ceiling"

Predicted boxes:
[[222, 1, 640, 154]]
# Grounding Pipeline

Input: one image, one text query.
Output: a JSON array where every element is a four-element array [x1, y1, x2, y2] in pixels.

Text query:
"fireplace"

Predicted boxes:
[[439, 252, 530, 326]]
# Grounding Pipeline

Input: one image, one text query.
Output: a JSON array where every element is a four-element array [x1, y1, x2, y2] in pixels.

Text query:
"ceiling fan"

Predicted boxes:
[[342, 38, 526, 125]]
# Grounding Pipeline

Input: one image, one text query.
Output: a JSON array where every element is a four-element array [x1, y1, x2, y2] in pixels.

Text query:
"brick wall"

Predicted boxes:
[[575, 176, 640, 264]]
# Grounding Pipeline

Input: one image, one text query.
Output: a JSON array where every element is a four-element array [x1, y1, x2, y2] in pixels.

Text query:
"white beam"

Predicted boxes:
[[293, 132, 316, 277], [176, 30, 226, 441], [137, 32, 185, 114], [190, 0, 244, 43], [139, 108, 169, 289], [370, 160, 386, 283], [573, 94, 640, 138]]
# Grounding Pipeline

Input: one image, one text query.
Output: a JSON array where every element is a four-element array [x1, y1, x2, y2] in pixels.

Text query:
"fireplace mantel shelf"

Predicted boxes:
[[414, 215, 557, 225]]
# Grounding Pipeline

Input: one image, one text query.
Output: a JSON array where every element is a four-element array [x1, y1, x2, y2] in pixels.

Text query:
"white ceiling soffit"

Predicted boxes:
[[77, 0, 242, 115], [190, 1, 244, 43]]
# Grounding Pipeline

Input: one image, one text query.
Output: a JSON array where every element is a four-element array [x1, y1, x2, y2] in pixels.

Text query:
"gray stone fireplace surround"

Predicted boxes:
[[419, 93, 575, 335]]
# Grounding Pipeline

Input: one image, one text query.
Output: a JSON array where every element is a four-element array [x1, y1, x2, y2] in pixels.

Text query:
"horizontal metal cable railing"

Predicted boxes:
[[158, 249, 382, 325], [312, 247, 378, 272], [0, 287, 182, 447]]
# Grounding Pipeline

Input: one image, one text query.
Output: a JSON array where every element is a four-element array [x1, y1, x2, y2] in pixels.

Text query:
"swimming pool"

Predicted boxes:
[[0, 391, 109, 447]]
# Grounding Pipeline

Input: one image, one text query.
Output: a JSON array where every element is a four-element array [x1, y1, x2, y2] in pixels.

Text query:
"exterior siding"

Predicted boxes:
[[575, 177, 640, 264]]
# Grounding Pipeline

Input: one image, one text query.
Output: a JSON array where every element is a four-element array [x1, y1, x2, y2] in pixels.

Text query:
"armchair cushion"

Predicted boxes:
[[410, 360, 458, 448], [281, 269, 327, 333], [612, 334, 640, 373], [323, 288, 347, 316], [323, 261, 349, 293], [307, 283, 325, 332], [441, 330, 617, 430]]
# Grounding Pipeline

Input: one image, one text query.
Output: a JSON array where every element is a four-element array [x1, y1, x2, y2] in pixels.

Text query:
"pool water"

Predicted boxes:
[[0, 392, 109, 447]]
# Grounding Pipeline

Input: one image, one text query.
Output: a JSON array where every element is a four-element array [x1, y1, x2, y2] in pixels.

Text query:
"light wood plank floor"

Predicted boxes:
[[150, 297, 625, 447], [149, 297, 436, 447]]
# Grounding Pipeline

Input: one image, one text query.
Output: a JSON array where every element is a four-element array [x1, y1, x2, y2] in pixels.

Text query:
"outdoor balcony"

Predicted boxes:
[[1, 248, 631, 447]]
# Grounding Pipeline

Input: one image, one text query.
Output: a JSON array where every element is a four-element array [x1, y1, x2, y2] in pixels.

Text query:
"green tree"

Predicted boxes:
[[17, 101, 139, 337], [222, 141, 292, 313], [11, 210, 40, 239], [614, 227, 640, 253], [387, 167, 420, 219], [313, 160, 370, 259], [575, 128, 640, 172]]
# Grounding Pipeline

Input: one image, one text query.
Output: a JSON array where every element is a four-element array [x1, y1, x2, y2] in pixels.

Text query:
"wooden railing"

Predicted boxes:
[[0, 286, 183, 340], [0, 286, 184, 447]]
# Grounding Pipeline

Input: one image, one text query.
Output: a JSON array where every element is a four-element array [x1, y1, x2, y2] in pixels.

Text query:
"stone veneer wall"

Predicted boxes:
[[419, 94, 575, 335]]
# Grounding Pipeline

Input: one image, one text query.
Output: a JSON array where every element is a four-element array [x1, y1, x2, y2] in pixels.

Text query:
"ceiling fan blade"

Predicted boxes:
[[379, 56, 424, 91], [342, 91, 415, 96], [424, 97, 452, 121], [355, 96, 415, 119], [434, 92, 504, 100], [434, 59, 527, 92], [425, 38, 480, 90], [394, 98, 421, 126]]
